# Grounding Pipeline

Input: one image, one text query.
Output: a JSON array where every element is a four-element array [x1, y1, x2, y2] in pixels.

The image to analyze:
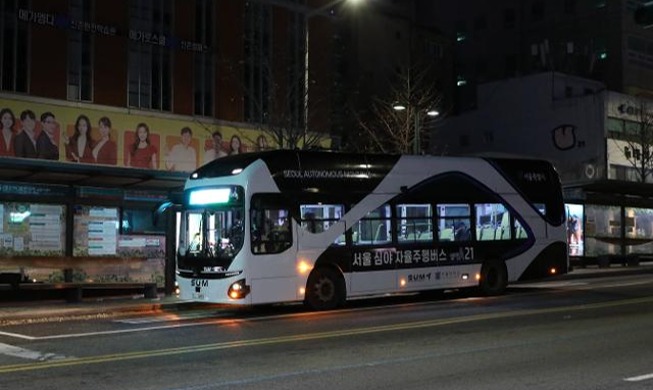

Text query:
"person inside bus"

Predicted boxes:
[[268, 215, 291, 252], [303, 212, 322, 233], [227, 218, 244, 250], [454, 221, 471, 241]]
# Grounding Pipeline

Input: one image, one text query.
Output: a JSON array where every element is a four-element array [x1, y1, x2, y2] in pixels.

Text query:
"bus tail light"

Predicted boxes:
[[228, 279, 250, 300]]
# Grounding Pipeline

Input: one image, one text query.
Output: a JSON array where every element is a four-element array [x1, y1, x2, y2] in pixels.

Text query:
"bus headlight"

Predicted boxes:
[[228, 279, 250, 300]]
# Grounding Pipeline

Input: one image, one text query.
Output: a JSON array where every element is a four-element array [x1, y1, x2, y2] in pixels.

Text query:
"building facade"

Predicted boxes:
[[433, 72, 653, 265], [418, 0, 653, 113], [0, 0, 343, 292]]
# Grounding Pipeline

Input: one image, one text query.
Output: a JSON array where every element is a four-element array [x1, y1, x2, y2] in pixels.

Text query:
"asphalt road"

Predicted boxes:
[[0, 273, 652, 390]]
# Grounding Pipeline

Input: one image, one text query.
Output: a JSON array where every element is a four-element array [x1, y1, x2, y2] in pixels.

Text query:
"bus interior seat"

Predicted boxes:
[[439, 228, 454, 241], [516, 225, 527, 238], [374, 223, 390, 243]]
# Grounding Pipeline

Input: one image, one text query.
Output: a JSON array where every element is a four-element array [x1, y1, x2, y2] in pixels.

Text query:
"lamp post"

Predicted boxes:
[[303, 0, 363, 148], [393, 103, 439, 154]]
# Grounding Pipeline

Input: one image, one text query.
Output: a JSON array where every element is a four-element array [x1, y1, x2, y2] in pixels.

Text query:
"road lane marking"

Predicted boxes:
[[0, 331, 36, 341], [0, 343, 69, 361], [3, 319, 246, 341], [624, 372, 653, 382], [0, 295, 652, 373], [114, 311, 229, 324]]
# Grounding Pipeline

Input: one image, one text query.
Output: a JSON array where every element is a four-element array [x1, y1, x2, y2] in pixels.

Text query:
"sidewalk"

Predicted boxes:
[[0, 295, 189, 326], [1, 263, 651, 325]]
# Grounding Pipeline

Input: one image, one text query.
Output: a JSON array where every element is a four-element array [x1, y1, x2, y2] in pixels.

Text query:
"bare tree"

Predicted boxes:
[[353, 65, 444, 154], [611, 100, 653, 182], [249, 69, 330, 150]]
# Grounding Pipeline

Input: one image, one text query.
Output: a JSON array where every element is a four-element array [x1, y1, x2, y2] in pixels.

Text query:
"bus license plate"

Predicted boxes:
[[192, 292, 206, 300]]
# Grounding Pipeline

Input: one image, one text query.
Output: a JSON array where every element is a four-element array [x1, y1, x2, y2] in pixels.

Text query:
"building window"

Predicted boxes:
[[476, 59, 487, 82], [455, 20, 467, 42], [0, 0, 28, 93], [68, 0, 93, 101], [128, 0, 172, 111], [606, 118, 624, 137], [243, 2, 271, 124], [531, 1, 545, 22], [505, 54, 516, 76], [504, 8, 516, 29], [424, 41, 443, 59], [483, 131, 494, 144], [473, 15, 487, 31], [245, 2, 303, 130], [564, 0, 577, 14], [193, 0, 214, 117], [286, 8, 304, 131]]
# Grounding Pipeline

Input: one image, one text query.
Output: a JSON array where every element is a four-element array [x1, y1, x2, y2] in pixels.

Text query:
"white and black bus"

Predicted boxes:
[[176, 150, 568, 310]]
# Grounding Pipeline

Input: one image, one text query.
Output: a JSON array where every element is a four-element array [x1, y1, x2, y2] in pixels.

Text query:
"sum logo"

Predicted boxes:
[[191, 279, 208, 287]]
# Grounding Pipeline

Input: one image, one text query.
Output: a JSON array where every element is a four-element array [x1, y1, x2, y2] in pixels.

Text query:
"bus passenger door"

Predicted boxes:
[[248, 200, 298, 304]]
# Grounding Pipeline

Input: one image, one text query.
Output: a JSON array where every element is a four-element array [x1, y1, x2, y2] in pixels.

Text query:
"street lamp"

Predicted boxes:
[[303, 0, 364, 148], [393, 103, 439, 154]]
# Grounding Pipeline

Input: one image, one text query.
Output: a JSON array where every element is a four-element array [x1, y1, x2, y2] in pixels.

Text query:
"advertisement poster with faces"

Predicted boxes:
[[566, 204, 584, 257]]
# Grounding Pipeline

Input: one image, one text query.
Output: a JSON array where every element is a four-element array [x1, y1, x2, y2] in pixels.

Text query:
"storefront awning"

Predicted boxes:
[[0, 157, 188, 191]]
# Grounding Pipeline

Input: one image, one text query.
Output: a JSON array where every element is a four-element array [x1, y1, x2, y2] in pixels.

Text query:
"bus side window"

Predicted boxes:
[[438, 204, 471, 242], [299, 204, 346, 244], [396, 203, 433, 243], [475, 203, 512, 241], [352, 204, 391, 246], [250, 195, 293, 254], [514, 218, 528, 239]]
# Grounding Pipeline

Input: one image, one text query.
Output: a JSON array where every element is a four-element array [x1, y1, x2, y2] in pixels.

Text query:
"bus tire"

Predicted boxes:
[[304, 267, 345, 311], [479, 259, 508, 296]]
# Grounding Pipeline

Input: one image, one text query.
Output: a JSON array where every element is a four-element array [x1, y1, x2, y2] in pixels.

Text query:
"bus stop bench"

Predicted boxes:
[[0, 281, 159, 302]]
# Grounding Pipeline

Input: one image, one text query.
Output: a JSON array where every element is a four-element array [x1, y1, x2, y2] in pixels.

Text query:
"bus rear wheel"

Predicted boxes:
[[479, 259, 508, 296], [305, 267, 345, 311]]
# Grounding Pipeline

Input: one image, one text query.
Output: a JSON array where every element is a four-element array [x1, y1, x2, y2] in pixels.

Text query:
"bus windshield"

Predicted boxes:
[[181, 206, 244, 261]]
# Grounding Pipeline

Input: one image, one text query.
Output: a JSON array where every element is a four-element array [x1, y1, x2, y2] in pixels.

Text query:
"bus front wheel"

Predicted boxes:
[[479, 259, 508, 296], [305, 267, 345, 311]]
